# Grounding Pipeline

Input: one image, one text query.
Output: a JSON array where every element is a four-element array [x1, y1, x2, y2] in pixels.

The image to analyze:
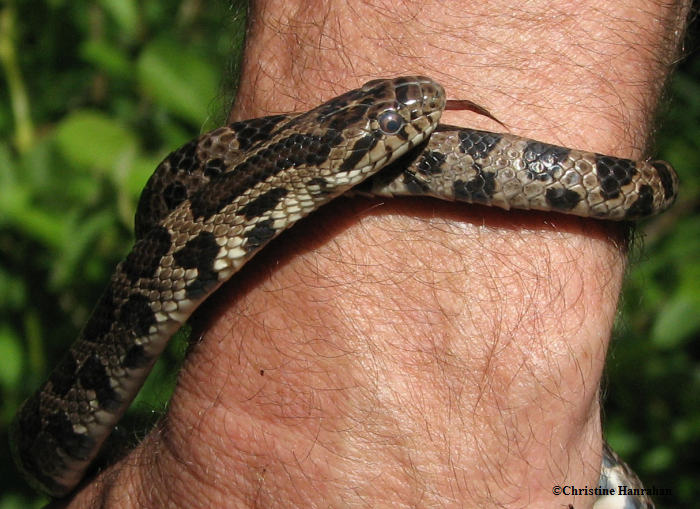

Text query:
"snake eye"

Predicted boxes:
[[377, 110, 404, 134]]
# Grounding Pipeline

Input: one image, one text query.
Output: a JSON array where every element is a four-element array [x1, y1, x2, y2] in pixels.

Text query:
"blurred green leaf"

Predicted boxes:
[[0, 269, 26, 310], [127, 154, 164, 197], [652, 295, 700, 347], [137, 38, 219, 125], [99, 0, 139, 40], [641, 445, 674, 473], [9, 207, 67, 249], [54, 110, 137, 171], [0, 326, 22, 389], [0, 493, 46, 509], [49, 210, 116, 288], [0, 143, 27, 222], [80, 40, 133, 78]]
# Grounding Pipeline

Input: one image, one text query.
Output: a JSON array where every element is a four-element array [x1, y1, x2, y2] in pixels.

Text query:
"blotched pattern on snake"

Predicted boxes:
[[11, 77, 676, 506]]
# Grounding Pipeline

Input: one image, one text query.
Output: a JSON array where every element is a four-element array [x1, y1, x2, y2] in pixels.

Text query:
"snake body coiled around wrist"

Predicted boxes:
[[11, 77, 675, 507]]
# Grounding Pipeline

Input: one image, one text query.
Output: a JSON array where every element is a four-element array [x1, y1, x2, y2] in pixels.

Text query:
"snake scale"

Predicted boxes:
[[11, 77, 677, 506]]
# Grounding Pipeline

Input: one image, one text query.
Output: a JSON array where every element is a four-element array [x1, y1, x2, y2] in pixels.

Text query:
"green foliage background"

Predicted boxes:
[[0, 1, 697, 506]]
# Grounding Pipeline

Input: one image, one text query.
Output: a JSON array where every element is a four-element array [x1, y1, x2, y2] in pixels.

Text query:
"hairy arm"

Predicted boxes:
[[66, 1, 689, 507]]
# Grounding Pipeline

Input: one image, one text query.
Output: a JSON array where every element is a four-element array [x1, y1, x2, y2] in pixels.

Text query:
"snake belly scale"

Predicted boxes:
[[11, 77, 676, 506]]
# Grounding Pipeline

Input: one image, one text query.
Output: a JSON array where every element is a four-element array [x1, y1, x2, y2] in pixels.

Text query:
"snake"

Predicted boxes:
[[10, 76, 676, 506]]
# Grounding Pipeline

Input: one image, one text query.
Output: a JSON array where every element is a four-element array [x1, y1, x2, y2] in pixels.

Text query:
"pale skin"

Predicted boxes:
[[61, 1, 689, 507]]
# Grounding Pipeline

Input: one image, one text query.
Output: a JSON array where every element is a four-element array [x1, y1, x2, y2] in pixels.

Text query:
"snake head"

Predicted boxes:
[[304, 76, 446, 177]]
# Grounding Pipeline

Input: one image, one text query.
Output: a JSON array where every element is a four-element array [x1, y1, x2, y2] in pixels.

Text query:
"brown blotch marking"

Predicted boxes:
[[189, 131, 342, 221], [314, 88, 368, 119], [545, 187, 581, 211], [314, 80, 394, 123], [453, 166, 497, 203], [120, 293, 157, 338], [45, 410, 94, 460], [326, 104, 370, 131], [239, 187, 289, 220], [203, 158, 226, 178], [595, 154, 637, 199], [523, 142, 570, 181], [457, 129, 502, 161], [245, 218, 277, 252], [652, 161, 676, 201], [166, 140, 198, 175], [77, 354, 120, 411], [229, 114, 289, 151], [396, 170, 427, 194], [338, 132, 380, 172], [163, 181, 188, 211], [625, 184, 654, 218], [47, 353, 78, 397], [123, 344, 151, 369], [134, 198, 154, 237], [172, 231, 221, 299], [12, 395, 90, 495], [12, 395, 43, 476], [121, 226, 172, 283], [82, 286, 117, 342], [416, 150, 446, 176]]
